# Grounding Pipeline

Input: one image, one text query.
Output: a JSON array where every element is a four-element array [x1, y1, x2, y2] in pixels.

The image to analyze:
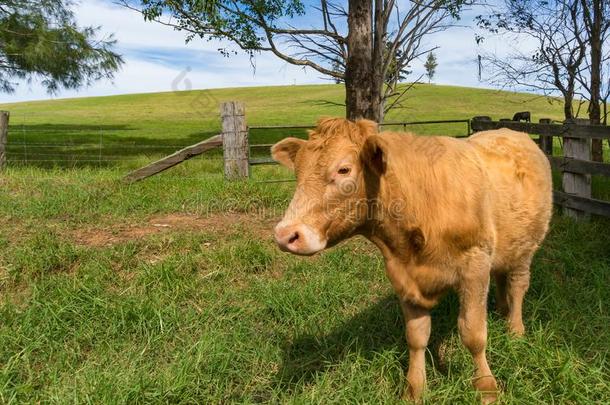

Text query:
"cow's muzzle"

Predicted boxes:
[[274, 221, 327, 256]]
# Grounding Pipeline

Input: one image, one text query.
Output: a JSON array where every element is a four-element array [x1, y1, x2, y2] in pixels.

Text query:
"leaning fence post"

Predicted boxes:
[[0, 111, 9, 170], [538, 118, 553, 155], [562, 119, 591, 220], [221, 101, 249, 180]]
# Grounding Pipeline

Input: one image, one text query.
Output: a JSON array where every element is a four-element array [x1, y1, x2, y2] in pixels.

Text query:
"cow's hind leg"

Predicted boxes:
[[506, 257, 532, 336], [400, 301, 431, 403], [459, 254, 498, 404], [493, 272, 508, 317]]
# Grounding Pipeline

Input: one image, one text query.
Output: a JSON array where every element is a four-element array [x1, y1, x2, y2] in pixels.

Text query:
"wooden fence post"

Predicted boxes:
[[538, 118, 553, 155], [470, 116, 491, 133], [221, 101, 249, 180], [0, 111, 9, 170], [562, 119, 591, 220]]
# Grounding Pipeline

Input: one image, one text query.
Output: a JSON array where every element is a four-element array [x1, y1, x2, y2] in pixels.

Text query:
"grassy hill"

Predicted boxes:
[[0, 83, 570, 147], [0, 83, 576, 171], [0, 84, 608, 404], [0, 83, 568, 128]]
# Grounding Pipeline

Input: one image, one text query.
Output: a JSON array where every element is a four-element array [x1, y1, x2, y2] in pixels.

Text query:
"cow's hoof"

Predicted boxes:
[[508, 321, 525, 337], [480, 390, 498, 405], [401, 384, 423, 404], [474, 375, 499, 404]]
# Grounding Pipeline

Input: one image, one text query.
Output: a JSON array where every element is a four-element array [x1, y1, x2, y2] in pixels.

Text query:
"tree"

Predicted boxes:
[[0, 0, 123, 94], [332, 42, 412, 88], [476, 0, 587, 121], [478, 0, 609, 161], [424, 52, 438, 83], [576, 0, 610, 161], [123, 0, 468, 122]]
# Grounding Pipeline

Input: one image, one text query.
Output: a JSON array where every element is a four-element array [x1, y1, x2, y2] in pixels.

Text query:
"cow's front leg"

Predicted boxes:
[[458, 259, 499, 404], [399, 300, 431, 403]]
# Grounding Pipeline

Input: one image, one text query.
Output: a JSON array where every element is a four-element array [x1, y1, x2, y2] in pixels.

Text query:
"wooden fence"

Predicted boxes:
[[471, 117, 610, 220], [123, 101, 241, 182], [126, 102, 609, 221]]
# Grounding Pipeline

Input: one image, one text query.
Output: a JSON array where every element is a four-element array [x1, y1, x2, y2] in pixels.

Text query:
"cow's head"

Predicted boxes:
[[271, 117, 387, 255]]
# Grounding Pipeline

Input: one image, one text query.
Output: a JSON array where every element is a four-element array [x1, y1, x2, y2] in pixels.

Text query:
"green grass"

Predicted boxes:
[[0, 84, 609, 403]]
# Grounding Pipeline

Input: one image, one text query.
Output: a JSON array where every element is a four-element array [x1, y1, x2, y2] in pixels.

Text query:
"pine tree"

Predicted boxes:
[[424, 52, 438, 84], [0, 0, 123, 94]]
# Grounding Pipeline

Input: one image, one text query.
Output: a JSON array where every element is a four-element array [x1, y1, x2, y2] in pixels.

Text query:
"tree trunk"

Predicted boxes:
[[369, 0, 384, 123], [589, 0, 604, 162], [564, 93, 574, 120], [345, 0, 374, 121]]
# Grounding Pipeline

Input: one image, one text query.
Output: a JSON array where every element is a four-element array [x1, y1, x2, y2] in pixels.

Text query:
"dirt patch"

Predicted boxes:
[[73, 212, 279, 247]]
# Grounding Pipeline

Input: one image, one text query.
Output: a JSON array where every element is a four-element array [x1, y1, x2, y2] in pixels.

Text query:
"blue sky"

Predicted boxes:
[[1, 0, 512, 103]]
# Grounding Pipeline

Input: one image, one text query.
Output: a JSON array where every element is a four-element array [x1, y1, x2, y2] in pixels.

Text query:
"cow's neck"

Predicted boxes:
[[361, 199, 424, 263]]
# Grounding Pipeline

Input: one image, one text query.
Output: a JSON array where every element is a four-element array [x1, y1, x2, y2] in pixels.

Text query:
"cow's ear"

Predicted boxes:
[[360, 135, 387, 176], [271, 137, 306, 169], [356, 119, 379, 139]]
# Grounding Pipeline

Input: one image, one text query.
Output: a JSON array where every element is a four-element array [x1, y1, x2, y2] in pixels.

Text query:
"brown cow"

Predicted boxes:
[[271, 118, 553, 403]]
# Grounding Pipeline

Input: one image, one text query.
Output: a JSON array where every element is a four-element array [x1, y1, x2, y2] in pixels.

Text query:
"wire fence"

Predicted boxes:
[[1, 115, 472, 181], [1, 67, 226, 172], [381, 119, 471, 137], [2, 119, 225, 170]]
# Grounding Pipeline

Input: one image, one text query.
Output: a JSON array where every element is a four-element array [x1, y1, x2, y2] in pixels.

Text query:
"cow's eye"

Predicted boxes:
[[337, 167, 351, 175]]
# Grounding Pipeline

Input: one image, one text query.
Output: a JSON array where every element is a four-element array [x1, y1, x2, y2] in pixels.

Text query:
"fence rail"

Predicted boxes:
[[382, 119, 471, 137], [469, 119, 610, 139], [548, 156, 610, 177], [553, 191, 610, 218]]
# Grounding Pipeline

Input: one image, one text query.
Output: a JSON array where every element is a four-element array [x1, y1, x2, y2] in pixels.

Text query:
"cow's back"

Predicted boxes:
[[467, 129, 552, 269]]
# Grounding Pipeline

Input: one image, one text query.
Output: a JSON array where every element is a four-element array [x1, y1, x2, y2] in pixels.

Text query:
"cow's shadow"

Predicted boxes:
[[274, 293, 462, 391]]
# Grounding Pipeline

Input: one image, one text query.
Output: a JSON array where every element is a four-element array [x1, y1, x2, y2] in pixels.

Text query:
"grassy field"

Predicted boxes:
[[0, 84, 609, 403]]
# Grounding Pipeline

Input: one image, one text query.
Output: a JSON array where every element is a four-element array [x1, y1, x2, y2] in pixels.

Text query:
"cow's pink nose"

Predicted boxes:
[[274, 224, 302, 252], [274, 222, 327, 256], [275, 227, 300, 249]]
